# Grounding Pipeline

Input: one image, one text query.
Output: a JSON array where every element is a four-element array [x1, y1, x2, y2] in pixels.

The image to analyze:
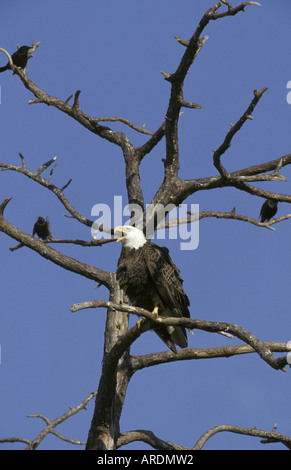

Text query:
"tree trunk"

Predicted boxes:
[[86, 277, 132, 450]]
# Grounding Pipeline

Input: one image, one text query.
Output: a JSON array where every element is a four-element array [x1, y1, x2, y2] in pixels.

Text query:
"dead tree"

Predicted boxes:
[[0, 2, 290, 450]]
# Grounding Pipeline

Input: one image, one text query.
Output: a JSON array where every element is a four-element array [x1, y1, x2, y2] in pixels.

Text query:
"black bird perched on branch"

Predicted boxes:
[[259, 199, 278, 223], [0, 45, 33, 73], [33, 217, 51, 240]]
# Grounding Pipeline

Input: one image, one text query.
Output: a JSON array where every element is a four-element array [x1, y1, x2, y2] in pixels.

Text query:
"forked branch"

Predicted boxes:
[[117, 422, 291, 451], [71, 300, 289, 371], [0, 391, 97, 450]]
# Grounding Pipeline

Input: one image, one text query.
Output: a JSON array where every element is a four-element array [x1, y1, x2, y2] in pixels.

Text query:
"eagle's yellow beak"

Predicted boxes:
[[114, 226, 125, 243]]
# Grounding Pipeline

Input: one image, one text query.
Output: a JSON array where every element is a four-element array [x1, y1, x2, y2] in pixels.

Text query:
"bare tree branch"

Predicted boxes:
[[116, 420, 291, 451], [4, 60, 147, 211], [0, 47, 14, 70], [0, 391, 97, 450], [14, 67, 133, 149], [117, 429, 188, 450], [183, 208, 291, 231], [0, 198, 113, 289], [210, 2, 262, 20], [154, 207, 291, 233], [130, 341, 289, 372], [135, 122, 166, 162], [229, 180, 291, 203], [231, 153, 291, 177], [169, 159, 291, 208], [213, 87, 268, 177], [34, 156, 57, 177], [71, 300, 288, 371], [193, 423, 291, 450], [9, 236, 117, 252], [0, 158, 95, 228], [91, 116, 154, 135]]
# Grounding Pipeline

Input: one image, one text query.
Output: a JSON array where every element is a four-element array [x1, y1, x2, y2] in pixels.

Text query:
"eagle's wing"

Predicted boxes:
[[143, 243, 191, 348]]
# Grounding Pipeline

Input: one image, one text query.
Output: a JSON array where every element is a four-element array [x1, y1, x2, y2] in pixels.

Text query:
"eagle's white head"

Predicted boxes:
[[114, 225, 147, 250]]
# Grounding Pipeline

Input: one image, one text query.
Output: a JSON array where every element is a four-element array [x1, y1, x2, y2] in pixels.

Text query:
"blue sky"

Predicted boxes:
[[0, 0, 291, 450]]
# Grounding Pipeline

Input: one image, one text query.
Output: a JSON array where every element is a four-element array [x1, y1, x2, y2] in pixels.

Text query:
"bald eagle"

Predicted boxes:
[[114, 225, 191, 353]]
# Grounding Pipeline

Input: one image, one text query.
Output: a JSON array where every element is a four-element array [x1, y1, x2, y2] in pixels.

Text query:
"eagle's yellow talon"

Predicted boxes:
[[137, 308, 158, 327], [137, 317, 145, 328]]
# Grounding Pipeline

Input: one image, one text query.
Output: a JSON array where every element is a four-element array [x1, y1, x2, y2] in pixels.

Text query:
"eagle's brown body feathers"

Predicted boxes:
[[116, 237, 190, 353]]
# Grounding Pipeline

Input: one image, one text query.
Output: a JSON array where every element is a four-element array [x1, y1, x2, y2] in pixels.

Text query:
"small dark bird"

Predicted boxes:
[[259, 199, 278, 223], [33, 217, 51, 240], [0, 45, 33, 73]]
